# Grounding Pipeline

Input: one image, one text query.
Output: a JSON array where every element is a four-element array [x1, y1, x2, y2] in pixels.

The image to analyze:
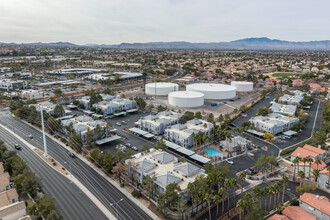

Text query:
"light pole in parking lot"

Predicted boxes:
[[110, 198, 123, 219]]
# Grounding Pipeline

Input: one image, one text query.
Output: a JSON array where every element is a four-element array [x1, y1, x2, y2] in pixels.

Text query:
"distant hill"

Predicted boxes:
[[1, 38, 330, 50]]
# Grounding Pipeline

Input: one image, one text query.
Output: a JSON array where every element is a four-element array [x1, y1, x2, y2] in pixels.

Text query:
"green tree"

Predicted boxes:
[[153, 139, 167, 151], [140, 145, 150, 155], [143, 175, 157, 200], [53, 88, 62, 97], [281, 175, 289, 203], [296, 183, 316, 195], [293, 157, 301, 181], [195, 111, 202, 119], [298, 170, 305, 185], [22, 171, 42, 199], [102, 152, 114, 173], [69, 133, 83, 153], [53, 105, 65, 118], [312, 169, 320, 183], [237, 199, 248, 220], [207, 113, 214, 123], [88, 148, 104, 167], [217, 114, 224, 123]]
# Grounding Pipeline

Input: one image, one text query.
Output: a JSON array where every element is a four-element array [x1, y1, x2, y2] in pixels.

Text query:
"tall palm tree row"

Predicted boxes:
[[293, 156, 301, 181]]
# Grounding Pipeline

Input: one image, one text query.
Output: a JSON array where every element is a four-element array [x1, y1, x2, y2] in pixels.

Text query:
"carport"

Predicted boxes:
[[175, 147, 195, 157], [114, 112, 127, 116], [189, 154, 210, 164], [283, 130, 297, 137], [164, 140, 181, 150], [95, 135, 122, 145], [126, 109, 138, 113], [247, 129, 265, 137]]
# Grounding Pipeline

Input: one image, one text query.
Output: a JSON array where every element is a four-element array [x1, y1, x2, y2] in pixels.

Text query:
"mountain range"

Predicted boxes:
[[1, 37, 330, 50]]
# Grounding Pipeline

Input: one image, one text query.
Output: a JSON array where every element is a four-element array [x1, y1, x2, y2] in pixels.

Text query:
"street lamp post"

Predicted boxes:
[[110, 198, 123, 219]]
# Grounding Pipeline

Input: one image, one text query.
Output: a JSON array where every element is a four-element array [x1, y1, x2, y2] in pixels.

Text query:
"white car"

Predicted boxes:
[[116, 122, 121, 126], [132, 146, 138, 151], [226, 159, 234, 165]]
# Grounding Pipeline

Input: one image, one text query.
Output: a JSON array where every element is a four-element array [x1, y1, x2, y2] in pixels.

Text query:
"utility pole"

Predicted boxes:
[[40, 106, 48, 157]]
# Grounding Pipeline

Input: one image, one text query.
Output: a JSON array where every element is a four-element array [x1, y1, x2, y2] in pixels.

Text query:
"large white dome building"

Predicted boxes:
[[186, 83, 236, 100], [231, 81, 253, 92], [168, 91, 204, 108], [145, 82, 179, 96]]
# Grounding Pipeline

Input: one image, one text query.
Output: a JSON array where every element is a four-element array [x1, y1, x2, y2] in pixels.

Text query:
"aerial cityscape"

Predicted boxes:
[[0, 1, 329, 220]]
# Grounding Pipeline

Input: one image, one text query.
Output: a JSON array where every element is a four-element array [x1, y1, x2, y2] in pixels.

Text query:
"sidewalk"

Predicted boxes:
[[17, 116, 160, 220]]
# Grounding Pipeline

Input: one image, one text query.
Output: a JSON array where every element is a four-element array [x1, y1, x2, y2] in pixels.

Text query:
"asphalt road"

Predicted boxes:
[[0, 110, 153, 220], [0, 126, 107, 220]]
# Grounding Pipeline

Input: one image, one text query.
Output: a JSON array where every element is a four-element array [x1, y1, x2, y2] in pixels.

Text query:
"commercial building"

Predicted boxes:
[[270, 103, 297, 116], [249, 113, 299, 135], [278, 94, 304, 105], [168, 91, 204, 108], [20, 89, 44, 100], [138, 111, 182, 135], [165, 119, 213, 148], [186, 83, 236, 100], [145, 82, 179, 96], [0, 79, 29, 91], [125, 149, 204, 194]]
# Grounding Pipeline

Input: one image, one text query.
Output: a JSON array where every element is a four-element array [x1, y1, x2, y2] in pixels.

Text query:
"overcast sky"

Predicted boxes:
[[0, 0, 329, 44]]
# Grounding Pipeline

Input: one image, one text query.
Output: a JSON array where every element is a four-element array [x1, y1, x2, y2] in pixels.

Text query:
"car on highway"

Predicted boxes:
[[116, 122, 121, 126], [241, 113, 248, 118], [28, 134, 33, 139], [226, 159, 234, 165], [69, 152, 76, 158], [14, 144, 21, 150], [132, 146, 138, 151]]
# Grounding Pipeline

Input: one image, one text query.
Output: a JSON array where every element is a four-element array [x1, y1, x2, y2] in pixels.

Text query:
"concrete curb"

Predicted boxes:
[[17, 116, 160, 220], [0, 123, 116, 220]]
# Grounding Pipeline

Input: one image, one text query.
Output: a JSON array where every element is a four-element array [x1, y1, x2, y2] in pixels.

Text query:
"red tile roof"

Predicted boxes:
[[302, 145, 326, 155], [300, 193, 330, 216], [282, 206, 317, 220], [297, 160, 327, 171], [268, 214, 289, 220], [320, 167, 329, 175], [291, 147, 319, 159]]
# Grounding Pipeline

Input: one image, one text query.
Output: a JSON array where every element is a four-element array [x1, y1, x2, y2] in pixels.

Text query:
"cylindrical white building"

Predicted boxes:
[[186, 83, 236, 100], [231, 81, 253, 92], [168, 91, 204, 108], [145, 82, 179, 96]]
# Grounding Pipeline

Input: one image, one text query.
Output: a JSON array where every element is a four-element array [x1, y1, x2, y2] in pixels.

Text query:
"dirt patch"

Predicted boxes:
[[34, 148, 69, 176]]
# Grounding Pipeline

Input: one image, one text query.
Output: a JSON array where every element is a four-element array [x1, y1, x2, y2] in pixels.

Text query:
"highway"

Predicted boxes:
[[0, 126, 107, 220], [0, 110, 153, 220]]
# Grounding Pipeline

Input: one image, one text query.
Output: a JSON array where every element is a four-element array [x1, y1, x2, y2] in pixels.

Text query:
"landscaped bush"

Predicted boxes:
[[280, 146, 299, 156], [131, 190, 141, 198]]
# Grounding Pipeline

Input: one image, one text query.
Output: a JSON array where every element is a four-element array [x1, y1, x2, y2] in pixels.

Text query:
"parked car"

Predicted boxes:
[[122, 146, 127, 152], [226, 159, 234, 165], [116, 122, 121, 126], [126, 143, 132, 148], [122, 121, 127, 125], [28, 134, 33, 139], [14, 144, 21, 150], [132, 146, 138, 151], [247, 168, 257, 175]]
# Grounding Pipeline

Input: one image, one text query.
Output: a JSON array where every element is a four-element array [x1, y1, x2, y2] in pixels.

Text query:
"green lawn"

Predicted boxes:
[[272, 72, 298, 77]]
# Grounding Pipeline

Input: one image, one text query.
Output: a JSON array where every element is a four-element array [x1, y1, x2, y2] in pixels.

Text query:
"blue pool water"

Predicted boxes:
[[204, 148, 223, 157]]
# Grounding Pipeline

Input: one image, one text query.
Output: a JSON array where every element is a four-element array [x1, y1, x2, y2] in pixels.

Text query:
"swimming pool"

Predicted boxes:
[[204, 148, 223, 157]]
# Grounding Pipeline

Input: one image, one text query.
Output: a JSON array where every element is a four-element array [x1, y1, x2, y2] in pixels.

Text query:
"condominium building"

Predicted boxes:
[[126, 149, 204, 195], [93, 98, 136, 115], [220, 136, 250, 153], [278, 94, 304, 105], [165, 119, 213, 148], [270, 103, 297, 116], [138, 110, 182, 135], [249, 113, 299, 135]]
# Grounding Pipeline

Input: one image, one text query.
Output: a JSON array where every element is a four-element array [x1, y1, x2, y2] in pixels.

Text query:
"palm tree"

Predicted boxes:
[[252, 186, 262, 208], [268, 186, 274, 211], [263, 187, 269, 211], [281, 175, 289, 203], [302, 157, 308, 174], [315, 158, 322, 171], [307, 157, 314, 178], [213, 194, 221, 218], [298, 170, 305, 185], [274, 182, 282, 209], [230, 178, 238, 207], [187, 182, 196, 213], [218, 187, 226, 217], [204, 193, 212, 220], [293, 156, 301, 181], [312, 169, 320, 184], [238, 172, 247, 194], [224, 179, 231, 210], [236, 199, 247, 220]]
